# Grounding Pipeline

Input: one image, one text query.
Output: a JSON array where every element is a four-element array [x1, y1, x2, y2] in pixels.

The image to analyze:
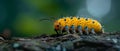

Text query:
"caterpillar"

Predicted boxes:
[[54, 17, 104, 34]]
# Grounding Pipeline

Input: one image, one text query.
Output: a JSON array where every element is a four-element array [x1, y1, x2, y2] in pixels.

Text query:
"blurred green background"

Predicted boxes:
[[0, 0, 120, 37]]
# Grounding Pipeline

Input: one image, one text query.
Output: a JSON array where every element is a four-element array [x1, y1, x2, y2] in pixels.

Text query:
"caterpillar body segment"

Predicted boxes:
[[54, 17, 104, 34]]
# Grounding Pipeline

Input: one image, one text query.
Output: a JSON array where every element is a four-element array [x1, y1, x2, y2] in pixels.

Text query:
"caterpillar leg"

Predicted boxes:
[[58, 25, 63, 34], [100, 28, 104, 33], [102, 28, 104, 33], [65, 25, 70, 34], [84, 26, 89, 34], [55, 29, 59, 34], [60, 29, 63, 34], [77, 26, 83, 35], [71, 25, 76, 34], [91, 28, 96, 34]]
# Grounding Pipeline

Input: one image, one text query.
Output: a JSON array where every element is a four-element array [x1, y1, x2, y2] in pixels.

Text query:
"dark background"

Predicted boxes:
[[0, 0, 119, 37]]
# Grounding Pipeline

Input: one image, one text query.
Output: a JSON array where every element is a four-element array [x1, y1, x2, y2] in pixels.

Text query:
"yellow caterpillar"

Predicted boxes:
[[54, 17, 104, 34]]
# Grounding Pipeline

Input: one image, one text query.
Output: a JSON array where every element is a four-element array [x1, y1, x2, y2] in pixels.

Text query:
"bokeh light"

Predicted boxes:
[[86, 0, 111, 18]]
